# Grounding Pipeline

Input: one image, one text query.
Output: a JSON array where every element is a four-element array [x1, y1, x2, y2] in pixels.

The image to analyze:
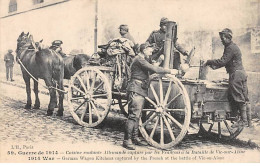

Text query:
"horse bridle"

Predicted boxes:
[[16, 37, 34, 61]]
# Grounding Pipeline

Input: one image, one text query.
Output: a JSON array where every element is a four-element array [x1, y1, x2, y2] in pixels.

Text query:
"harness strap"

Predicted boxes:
[[17, 58, 67, 94]]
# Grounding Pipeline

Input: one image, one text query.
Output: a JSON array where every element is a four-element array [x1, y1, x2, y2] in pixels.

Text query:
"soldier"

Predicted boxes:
[[4, 49, 15, 81], [146, 17, 189, 67], [204, 28, 252, 128], [123, 43, 178, 150], [119, 24, 136, 44], [50, 40, 66, 57], [119, 24, 140, 54]]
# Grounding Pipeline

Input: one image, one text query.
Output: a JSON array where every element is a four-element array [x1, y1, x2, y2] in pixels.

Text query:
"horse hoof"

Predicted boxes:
[[56, 111, 63, 117], [33, 105, 40, 109], [24, 105, 31, 109], [47, 111, 53, 116]]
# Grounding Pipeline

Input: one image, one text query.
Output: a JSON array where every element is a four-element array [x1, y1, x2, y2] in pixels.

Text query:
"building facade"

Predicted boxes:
[[0, 0, 96, 55]]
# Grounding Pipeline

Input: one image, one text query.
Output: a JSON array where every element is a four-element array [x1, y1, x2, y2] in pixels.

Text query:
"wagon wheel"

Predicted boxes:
[[139, 74, 191, 149], [199, 120, 244, 141], [68, 67, 112, 127], [118, 98, 128, 116]]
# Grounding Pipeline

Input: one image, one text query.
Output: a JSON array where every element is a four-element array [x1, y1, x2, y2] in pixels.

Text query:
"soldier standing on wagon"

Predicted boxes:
[[4, 49, 15, 81], [204, 28, 252, 128], [119, 24, 136, 45], [123, 43, 178, 150], [146, 17, 189, 67]]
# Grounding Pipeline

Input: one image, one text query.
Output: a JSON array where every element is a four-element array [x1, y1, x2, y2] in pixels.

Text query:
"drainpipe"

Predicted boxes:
[[94, 0, 98, 53], [163, 21, 177, 69]]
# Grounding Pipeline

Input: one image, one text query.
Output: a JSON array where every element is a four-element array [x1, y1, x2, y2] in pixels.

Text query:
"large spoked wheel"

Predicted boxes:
[[199, 120, 244, 141], [139, 74, 191, 149], [68, 67, 112, 127]]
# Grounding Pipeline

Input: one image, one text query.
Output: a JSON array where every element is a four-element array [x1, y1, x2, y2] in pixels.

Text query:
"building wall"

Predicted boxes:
[[0, 0, 95, 56]]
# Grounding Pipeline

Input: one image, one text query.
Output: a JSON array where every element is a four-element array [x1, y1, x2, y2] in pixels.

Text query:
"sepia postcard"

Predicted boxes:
[[0, 0, 260, 163]]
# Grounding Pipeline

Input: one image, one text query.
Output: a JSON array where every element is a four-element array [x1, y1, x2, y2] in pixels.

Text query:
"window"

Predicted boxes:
[[9, 0, 17, 13], [33, 0, 44, 5]]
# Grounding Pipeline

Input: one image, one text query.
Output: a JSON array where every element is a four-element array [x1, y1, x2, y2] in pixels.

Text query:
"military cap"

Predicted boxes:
[[219, 28, 233, 38], [119, 24, 129, 31], [139, 43, 152, 53], [160, 17, 169, 26], [8, 49, 13, 53], [52, 40, 63, 46]]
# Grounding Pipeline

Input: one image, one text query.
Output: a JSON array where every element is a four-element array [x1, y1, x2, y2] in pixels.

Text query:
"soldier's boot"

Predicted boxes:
[[246, 102, 253, 127], [132, 121, 148, 146], [123, 120, 136, 150], [231, 104, 247, 128]]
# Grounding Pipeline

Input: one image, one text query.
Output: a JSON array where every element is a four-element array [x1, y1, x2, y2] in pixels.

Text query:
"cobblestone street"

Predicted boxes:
[[1, 77, 260, 153]]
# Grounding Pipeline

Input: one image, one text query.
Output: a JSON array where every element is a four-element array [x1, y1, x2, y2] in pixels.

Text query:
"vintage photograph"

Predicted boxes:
[[0, 0, 260, 163]]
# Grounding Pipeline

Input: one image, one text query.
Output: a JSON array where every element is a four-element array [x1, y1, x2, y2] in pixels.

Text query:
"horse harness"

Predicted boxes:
[[17, 45, 67, 94]]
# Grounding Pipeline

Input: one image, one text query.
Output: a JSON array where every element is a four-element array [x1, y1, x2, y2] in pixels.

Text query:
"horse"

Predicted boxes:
[[63, 54, 91, 79], [16, 32, 65, 116], [35, 39, 91, 79]]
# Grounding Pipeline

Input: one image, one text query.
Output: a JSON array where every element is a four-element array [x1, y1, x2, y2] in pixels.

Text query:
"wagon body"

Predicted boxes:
[[67, 21, 244, 149]]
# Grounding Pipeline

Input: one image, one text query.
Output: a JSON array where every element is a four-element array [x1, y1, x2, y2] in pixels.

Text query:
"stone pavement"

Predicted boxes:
[[0, 72, 260, 149]]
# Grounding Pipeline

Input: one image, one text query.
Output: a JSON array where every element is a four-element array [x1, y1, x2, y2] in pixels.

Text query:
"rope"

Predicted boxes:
[[17, 58, 68, 94]]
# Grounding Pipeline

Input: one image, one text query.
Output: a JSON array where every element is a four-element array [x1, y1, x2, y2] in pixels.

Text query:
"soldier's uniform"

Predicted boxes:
[[205, 28, 252, 127], [4, 49, 15, 81], [119, 25, 136, 45], [123, 43, 173, 150], [146, 29, 188, 56], [146, 17, 189, 68], [119, 24, 137, 64], [50, 40, 66, 57]]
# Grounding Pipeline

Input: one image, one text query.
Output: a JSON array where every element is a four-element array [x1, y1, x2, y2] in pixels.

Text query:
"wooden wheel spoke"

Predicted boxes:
[[90, 72, 96, 91], [84, 72, 90, 90], [163, 80, 172, 105], [71, 97, 84, 100], [150, 84, 160, 104], [149, 117, 159, 138], [92, 93, 108, 98], [160, 116, 164, 145], [122, 102, 128, 107], [88, 102, 92, 124], [90, 101, 101, 119], [218, 122, 222, 138], [72, 85, 86, 95], [145, 97, 157, 108], [76, 75, 88, 93], [93, 82, 104, 93], [145, 111, 154, 120], [80, 103, 88, 121], [159, 78, 163, 104], [92, 99, 106, 111], [166, 108, 185, 112], [224, 120, 233, 135], [165, 112, 183, 129], [74, 100, 87, 113], [142, 113, 157, 127], [166, 93, 182, 106], [208, 123, 214, 133], [162, 115, 175, 141], [142, 109, 156, 112]]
